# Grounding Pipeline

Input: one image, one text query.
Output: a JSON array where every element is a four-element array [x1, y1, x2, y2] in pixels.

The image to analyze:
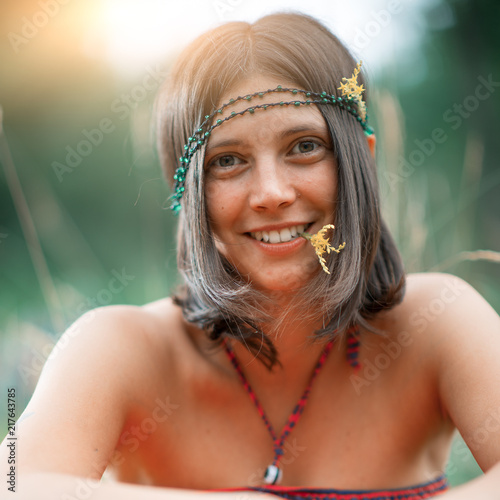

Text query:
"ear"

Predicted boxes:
[[366, 134, 376, 158]]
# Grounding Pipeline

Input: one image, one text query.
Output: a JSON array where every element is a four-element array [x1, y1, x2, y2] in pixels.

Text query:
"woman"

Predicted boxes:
[[3, 12, 500, 500]]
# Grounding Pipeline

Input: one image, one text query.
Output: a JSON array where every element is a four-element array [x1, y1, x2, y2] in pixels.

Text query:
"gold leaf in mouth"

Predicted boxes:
[[301, 224, 346, 274]]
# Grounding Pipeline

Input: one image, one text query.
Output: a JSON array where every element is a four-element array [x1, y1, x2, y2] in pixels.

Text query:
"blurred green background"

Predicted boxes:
[[1, 0, 499, 488]]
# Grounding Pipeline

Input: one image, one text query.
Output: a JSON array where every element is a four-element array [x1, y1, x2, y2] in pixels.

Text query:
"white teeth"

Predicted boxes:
[[250, 224, 309, 243], [279, 228, 291, 241], [269, 231, 280, 244]]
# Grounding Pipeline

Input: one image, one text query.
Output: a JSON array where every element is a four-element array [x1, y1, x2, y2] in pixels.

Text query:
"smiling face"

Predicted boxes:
[[204, 75, 338, 292]]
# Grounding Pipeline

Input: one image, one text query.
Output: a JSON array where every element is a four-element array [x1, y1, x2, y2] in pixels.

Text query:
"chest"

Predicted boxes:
[[110, 345, 451, 489]]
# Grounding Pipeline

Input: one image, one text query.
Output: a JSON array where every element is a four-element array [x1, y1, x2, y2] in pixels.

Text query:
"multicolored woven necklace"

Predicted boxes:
[[223, 329, 360, 485]]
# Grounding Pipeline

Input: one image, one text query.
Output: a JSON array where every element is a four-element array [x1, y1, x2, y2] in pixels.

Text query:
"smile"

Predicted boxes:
[[249, 224, 312, 244]]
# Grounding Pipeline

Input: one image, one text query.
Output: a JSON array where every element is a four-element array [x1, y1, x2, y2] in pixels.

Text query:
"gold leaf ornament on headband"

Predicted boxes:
[[338, 61, 367, 121], [300, 224, 346, 274]]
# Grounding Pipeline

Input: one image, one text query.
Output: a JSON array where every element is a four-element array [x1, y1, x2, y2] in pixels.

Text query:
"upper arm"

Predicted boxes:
[[1, 306, 148, 479], [428, 274, 500, 471]]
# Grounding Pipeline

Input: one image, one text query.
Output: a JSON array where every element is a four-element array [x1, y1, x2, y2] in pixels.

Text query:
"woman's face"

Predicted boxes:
[[204, 75, 338, 292]]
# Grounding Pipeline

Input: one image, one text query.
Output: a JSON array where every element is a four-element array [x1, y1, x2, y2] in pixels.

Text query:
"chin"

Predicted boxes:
[[251, 264, 319, 293]]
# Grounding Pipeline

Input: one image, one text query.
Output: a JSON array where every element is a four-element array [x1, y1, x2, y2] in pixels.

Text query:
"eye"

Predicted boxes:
[[209, 154, 242, 168], [291, 140, 320, 154]]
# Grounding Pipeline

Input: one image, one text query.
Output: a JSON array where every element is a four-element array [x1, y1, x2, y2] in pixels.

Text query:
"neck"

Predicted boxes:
[[228, 306, 333, 385]]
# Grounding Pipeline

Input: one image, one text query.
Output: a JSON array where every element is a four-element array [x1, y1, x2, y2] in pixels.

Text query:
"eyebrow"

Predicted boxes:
[[205, 123, 327, 152]]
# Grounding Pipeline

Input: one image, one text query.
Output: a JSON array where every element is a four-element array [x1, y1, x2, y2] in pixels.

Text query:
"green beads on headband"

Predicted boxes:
[[169, 85, 373, 214]]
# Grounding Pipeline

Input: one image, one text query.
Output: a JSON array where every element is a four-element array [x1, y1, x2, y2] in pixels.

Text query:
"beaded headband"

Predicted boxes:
[[170, 62, 373, 213]]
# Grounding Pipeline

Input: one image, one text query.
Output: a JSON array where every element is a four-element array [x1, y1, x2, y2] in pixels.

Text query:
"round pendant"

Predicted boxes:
[[263, 464, 283, 485]]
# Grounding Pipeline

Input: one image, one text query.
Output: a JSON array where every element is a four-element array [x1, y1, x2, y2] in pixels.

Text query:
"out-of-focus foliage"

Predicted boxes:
[[0, 3, 178, 335], [377, 0, 500, 307]]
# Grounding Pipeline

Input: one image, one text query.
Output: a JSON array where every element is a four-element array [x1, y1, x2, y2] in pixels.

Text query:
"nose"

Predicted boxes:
[[248, 160, 297, 211]]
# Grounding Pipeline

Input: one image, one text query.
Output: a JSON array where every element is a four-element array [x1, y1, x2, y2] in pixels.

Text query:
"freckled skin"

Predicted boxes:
[[204, 75, 338, 293]]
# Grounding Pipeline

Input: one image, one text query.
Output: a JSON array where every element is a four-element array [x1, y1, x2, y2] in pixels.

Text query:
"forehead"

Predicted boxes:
[[207, 75, 328, 142]]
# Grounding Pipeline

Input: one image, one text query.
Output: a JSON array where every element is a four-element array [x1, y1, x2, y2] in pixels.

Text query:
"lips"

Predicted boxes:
[[249, 224, 311, 244]]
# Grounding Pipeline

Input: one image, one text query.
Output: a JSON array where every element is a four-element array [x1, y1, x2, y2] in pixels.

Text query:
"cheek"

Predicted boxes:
[[300, 166, 337, 208], [205, 180, 241, 237], [204, 178, 219, 210], [318, 164, 338, 206], [205, 178, 243, 215], [318, 178, 337, 207], [206, 188, 228, 223]]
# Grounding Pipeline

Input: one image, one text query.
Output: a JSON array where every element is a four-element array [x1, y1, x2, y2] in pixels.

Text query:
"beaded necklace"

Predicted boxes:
[[223, 328, 360, 485]]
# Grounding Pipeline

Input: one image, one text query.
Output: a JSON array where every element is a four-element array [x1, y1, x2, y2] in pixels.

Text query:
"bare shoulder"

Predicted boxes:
[[365, 272, 500, 372], [44, 298, 186, 381], [397, 278, 500, 470], [405, 272, 477, 304], [376, 272, 500, 375], [400, 272, 499, 339], [401, 271, 500, 362], [5, 298, 193, 478], [36, 296, 202, 404]]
